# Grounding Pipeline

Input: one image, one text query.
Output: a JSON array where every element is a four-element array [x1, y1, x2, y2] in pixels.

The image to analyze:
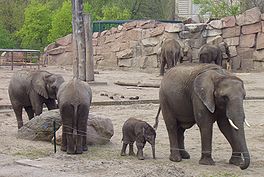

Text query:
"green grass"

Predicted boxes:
[[13, 149, 52, 159]]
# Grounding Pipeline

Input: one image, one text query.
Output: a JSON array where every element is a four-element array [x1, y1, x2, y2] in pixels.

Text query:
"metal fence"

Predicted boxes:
[[93, 20, 182, 32]]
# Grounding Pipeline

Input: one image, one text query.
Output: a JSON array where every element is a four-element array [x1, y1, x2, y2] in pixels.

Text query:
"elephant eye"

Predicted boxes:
[[51, 85, 56, 89], [222, 95, 228, 101]]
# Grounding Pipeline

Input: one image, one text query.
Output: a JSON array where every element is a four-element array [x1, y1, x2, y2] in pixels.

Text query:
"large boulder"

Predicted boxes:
[[17, 110, 114, 145]]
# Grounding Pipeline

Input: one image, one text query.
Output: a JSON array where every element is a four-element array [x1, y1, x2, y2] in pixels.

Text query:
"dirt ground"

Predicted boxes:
[[0, 65, 263, 177]]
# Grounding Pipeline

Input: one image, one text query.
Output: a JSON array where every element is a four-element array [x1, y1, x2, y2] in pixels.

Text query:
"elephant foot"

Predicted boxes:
[[137, 150, 144, 160], [229, 154, 243, 166], [180, 150, 190, 159], [169, 149, 182, 162], [83, 145, 88, 151], [67, 150, 76, 154], [76, 147, 83, 154], [129, 151, 135, 156], [61, 146, 67, 152], [199, 155, 215, 165], [120, 152, 126, 156]]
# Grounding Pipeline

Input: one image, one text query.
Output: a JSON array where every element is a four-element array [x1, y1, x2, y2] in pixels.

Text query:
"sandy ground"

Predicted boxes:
[[0, 65, 263, 177]]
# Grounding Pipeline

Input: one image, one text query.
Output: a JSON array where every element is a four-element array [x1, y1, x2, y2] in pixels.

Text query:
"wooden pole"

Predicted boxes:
[[84, 14, 94, 81], [71, 0, 86, 80]]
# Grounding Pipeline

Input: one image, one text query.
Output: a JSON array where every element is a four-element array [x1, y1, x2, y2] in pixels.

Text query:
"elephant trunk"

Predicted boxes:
[[227, 100, 250, 170], [151, 144, 156, 159]]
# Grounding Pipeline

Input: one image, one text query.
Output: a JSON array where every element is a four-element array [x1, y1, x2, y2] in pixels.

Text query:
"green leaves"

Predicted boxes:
[[101, 5, 131, 20], [16, 1, 52, 50], [0, 24, 15, 48], [193, 0, 240, 19]]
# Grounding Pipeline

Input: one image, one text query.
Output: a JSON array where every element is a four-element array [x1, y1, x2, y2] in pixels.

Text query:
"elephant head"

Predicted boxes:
[[31, 71, 65, 99], [143, 123, 156, 159], [194, 70, 250, 170]]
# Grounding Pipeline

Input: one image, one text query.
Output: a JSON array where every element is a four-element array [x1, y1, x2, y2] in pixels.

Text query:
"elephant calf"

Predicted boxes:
[[57, 78, 92, 154], [160, 39, 183, 76], [198, 42, 230, 68], [8, 69, 64, 129], [121, 118, 156, 160]]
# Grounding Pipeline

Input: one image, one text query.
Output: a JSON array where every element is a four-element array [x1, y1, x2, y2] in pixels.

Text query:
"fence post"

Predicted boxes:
[[71, 0, 86, 81], [84, 13, 94, 81]]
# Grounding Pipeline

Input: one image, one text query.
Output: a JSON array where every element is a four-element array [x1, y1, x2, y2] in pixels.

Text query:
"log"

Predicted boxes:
[[114, 81, 160, 88], [114, 81, 140, 87]]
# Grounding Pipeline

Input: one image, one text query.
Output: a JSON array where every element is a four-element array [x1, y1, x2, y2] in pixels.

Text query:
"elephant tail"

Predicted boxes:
[[153, 105, 161, 130], [72, 104, 79, 136]]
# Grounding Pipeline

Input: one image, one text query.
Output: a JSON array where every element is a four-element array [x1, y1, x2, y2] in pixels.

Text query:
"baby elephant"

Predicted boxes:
[[121, 118, 156, 160]]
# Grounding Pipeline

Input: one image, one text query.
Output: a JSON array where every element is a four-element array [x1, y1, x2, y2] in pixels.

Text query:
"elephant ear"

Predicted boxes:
[[32, 72, 50, 99], [194, 71, 216, 113]]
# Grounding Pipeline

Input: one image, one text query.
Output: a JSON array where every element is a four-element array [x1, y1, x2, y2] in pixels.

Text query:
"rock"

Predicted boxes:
[[239, 34, 256, 48], [123, 21, 137, 30], [118, 58, 133, 67], [117, 25, 123, 31], [241, 58, 254, 70], [222, 26, 241, 38], [150, 26, 165, 37], [222, 16, 236, 28], [209, 20, 223, 29], [184, 23, 206, 33], [256, 32, 264, 50], [179, 31, 190, 39], [139, 20, 157, 29], [206, 35, 223, 45], [202, 29, 222, 37], [17, 110, 61, 141], [54, 112, 114, 145], [141, 37, 159, 47], [241, 22, 261, 34], [230, 56, 241, 70], [164, 23, 184, 32], [253, 61, 264, 70], [92, 39, 98, 46], [223, 37, 240, 46], [228, 46, 237, 57], [237, 47, 255, 59], [44, 42, 57, 53], [104, 35, 115, 44], [253, 49, 264, 61], [116, 49, 134, 59], [236, 7, 261, 26], [46, 51, 73, 65], [262, 21, 264, 32], [126, 29, 142, 41], [55, 34, 72, 46], [189, 38, 206, 49], [93, 32, 100, 38], [262, 14, 264, 20], [140, 55, 158, 68]]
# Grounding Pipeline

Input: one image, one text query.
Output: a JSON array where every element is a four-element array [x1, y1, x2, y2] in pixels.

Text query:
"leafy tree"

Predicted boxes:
[[48, 1, 72, 42], [16, 1, 52, 50], [0, 24, 15, 48], [101, 5, 131, 20], [193, 0, 240, 19]]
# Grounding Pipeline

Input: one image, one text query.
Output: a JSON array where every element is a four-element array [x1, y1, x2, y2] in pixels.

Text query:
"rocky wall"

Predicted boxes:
[[44, 7, 264, 71]]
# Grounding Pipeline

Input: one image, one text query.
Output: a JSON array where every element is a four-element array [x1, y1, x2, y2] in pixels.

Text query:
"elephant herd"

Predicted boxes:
[[159, 38, 230, 76], [7, 48, 250, 170]]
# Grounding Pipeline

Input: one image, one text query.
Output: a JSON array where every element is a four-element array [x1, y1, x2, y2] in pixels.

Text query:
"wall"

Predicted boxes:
[[44, 7, 264, 71]]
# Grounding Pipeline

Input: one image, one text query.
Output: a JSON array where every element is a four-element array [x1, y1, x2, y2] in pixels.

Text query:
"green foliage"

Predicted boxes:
[[101, 5, 131, 20], [193, 0, 240, 19], [16, 1, 52, 50], [0, 24, 15, 48], [48, 1, 72, 43]]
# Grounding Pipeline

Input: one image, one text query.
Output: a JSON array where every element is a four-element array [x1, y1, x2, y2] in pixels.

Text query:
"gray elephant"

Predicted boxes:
[[121, 118, 156, 160], [160, 39, 183, 76], [155, 63, 250, 170], [57, 78, 92, 154], [8, 69, 65, 129], [198, 42, 230, 67]]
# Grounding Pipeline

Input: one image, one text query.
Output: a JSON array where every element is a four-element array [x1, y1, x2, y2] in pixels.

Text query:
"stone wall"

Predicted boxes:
[[44, 7, 264, 71]]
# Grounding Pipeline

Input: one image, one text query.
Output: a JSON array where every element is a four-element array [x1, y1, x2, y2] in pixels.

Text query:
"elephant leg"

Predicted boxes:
[[76, 134, 83, 154], [198, 124, 215, 165], [217, 117, 243, 166], [136, 141, 145, 160], [24, 106, 34, 120], [13, 105, 23, 129], [34, 104, 43, 116], [129, 143, 135, 156], [177, 127, 190, 159], [45, 99, 57, 110], [61, 125, 68, 152], [162, 106, 182, 162], [66, 131, 75, 154], [121, 143, 128, 156], [160, 57, 166, 76]]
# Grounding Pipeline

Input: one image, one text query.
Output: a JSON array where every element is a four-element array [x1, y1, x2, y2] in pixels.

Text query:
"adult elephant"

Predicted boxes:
[[8, 70, 65, 129], [57, 78, 92, 154], [160, 39, 183, 76], [154, 63, 250, 170], [198, 42, 230, 68]]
